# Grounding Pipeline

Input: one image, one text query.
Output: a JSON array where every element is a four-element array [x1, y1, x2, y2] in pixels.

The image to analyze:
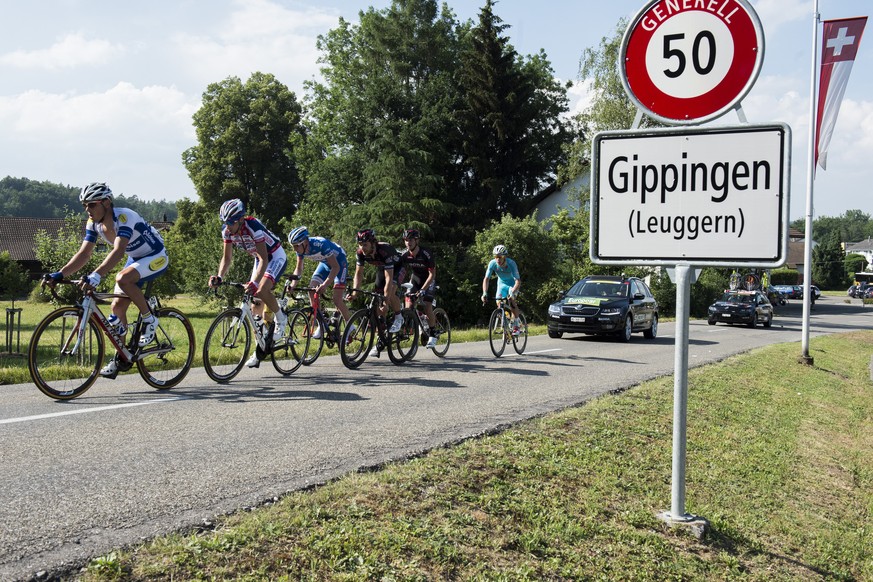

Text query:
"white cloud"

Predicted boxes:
[[0, 33, 124, 69], [172, 0, 340, 91], [566, 79, 594, 117], [751, 0, 809, 33]]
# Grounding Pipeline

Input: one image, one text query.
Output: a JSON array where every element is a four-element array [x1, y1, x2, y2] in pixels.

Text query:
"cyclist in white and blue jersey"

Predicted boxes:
[[482, 244, 522, 330], [44, 182, 168, 378], [208, 199, 288, 368], [286, 227, 352, 326]]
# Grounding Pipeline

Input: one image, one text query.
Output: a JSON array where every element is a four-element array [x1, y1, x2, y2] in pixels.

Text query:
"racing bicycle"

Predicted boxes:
[[28, 279, 195, 400], [400, 282, 451, 358], [284, 279, 345, 366], [487, 297, 527, 357], [202, 281, 309, 382], [340, 288, 417, 368]]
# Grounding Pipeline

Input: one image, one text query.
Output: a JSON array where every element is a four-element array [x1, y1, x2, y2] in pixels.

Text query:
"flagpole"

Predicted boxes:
[[800, 0, 820, 364]]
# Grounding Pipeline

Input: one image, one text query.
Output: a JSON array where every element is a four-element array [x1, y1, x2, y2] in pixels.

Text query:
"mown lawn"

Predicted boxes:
[[73, 331, 873, 581]]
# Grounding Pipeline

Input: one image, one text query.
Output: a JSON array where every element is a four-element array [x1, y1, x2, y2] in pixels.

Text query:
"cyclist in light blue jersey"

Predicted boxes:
[[285, 226, 352, 326], [44, 182, 168, 378], [482, 244, 522, 330]]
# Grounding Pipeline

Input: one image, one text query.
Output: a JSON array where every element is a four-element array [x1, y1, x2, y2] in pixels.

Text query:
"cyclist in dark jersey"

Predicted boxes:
[[397, 228, 438, 349], [348, 229, 405, 357]]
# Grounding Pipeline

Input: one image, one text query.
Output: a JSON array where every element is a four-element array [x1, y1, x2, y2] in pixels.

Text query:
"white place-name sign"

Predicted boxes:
[[591, 123, 790, 267]]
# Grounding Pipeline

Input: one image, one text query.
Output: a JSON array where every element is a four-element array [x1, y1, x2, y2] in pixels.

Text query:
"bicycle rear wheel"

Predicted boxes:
[[136, 307, 195, 389], [203, 308, 251, 383], [431, 307, 451, 358], [28, 306, 105, 400], [340, 309, 374, 369], [272, 309, 307, 375], [488, 309, 507, 358], [387, 309, 419, 364], [512, 312, 528, 355]]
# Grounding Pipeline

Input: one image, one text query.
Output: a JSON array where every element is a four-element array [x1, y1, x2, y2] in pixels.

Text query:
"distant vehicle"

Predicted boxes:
[[766, 285, 787, 306], [707, 290, 773, 328], [547, 275, 659, 342], [849, 283, 873, 298], [792, 285, 804, 299], [774, 285, 798, 300]]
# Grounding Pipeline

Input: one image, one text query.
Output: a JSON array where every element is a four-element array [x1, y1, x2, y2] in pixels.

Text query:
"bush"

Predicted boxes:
[[0, 251, 31, 303]]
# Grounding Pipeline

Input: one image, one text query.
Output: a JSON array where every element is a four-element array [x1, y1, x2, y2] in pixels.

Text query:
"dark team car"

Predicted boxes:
[[547, 276, 659, 342], [707, 290, 773, 327]]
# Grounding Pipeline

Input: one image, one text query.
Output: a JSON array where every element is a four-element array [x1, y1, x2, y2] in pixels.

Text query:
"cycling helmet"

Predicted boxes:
[[356, 228, 377, 244], [288, 226, 309, 245], [402, 228, 420, 240], [219, 199, 245, 224], [493, 244, 507, 256], [79, 182, 113, 203]]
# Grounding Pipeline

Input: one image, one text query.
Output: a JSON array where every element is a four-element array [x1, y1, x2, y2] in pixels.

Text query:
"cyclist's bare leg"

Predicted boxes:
[[116, 267, 147, 324], [332, 286, 351, 322], [254, 276, 281, 316]]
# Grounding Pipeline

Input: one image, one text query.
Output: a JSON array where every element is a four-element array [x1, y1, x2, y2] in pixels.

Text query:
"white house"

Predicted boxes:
[[531, 173, 590, 227], [844, 237, 873, 266]]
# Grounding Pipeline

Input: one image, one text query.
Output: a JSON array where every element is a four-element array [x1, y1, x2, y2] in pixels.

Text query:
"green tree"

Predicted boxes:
[[0, 252, 31, 304], [456, 1, 570, 229], [791, 209, 873, 246], [812, 231, 845, 289], [302, 0, 460, 242], [183, 73, 306, 231], [845, 253, 867, 281]]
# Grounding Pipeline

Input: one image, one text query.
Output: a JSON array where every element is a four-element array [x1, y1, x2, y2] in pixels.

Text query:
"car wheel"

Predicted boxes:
[[643, 314, 658, 339], [747, 312, 757, 328], [548, 329, 563, 339], [619, 315, 633, 342], [763, 313, 772, 328], [708, 318, 716, 326]]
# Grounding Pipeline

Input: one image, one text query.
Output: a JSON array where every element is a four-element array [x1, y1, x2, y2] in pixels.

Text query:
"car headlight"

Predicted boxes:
[[708, 306, 716, 313], [548, 304, 561, 315], [600, 307, 621, 316]]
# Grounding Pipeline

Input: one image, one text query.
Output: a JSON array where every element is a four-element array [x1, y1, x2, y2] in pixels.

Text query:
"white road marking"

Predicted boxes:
[[507, 348, 562, 355], [0, 397, 186, 425]]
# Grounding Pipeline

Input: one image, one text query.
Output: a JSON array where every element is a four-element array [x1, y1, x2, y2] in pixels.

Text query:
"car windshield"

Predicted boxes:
[[721, 293, 754, 304], [572, 281, 627, 298]]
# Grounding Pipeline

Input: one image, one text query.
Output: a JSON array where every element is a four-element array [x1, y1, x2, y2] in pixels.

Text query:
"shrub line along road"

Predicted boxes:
[[1, 297, 870, 580]]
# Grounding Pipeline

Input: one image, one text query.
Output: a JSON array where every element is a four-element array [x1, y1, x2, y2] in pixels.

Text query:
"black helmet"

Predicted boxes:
[[356, 228, 377, 243], [402, 228, 420, 240]]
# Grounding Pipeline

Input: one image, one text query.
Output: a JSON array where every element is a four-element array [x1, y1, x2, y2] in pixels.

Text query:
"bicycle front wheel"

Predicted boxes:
[[512, 312, 528, 355], [272, 309, 307, 375], [431, 308, 451, 358], [340, 309, 374, 369], [387, 309, 419, 365], [488, 309, 507, 358], [136, 307, 195, 389], [203, 308, 251, 383], [300, 307, 324, 366], [28, 306, 104, 400]]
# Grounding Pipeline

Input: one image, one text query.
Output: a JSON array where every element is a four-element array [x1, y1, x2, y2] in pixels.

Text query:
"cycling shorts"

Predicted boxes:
[[251, 246, 288, 287], [406, 273, 436, 303], [374, 266, 399, 293], [495, 281, 519, 300], [311, 255, 349, 289], [112, 249, 169, 294]]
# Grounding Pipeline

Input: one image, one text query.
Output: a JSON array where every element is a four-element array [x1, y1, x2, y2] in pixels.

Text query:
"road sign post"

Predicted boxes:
[[600, 0, 783, 531]]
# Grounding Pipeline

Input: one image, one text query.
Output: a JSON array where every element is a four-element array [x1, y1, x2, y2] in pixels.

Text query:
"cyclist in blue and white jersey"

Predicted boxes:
[[208, 199, 287, 368], [44, 182, 169, 378], [286, 227, 352, 329], [482, 244, 522, 331]]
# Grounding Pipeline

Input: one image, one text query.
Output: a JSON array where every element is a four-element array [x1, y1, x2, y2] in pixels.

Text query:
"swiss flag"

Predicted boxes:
[[815, 17, 867, 171]]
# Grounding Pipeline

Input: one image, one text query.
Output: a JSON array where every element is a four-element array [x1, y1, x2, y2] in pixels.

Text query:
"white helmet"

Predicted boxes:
[[288, 226, 309, 244], [79, 182, 113, 203], [219, 199, 245, 224], [492, 244, 507, 256]]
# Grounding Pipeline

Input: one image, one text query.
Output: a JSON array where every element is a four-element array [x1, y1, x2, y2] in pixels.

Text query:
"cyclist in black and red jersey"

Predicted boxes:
[[397, 228, 439, 349], [348, 229, 404, 357]]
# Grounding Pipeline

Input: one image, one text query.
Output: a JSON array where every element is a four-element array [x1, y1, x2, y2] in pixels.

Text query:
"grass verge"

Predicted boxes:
[[75, 331, 872, 581]]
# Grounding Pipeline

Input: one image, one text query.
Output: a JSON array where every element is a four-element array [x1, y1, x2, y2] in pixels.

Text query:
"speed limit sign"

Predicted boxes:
[[620, 0, 764, 124]]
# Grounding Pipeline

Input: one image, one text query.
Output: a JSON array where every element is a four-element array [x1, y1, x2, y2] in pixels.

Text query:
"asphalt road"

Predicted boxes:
[[1, 296, 870, 580]]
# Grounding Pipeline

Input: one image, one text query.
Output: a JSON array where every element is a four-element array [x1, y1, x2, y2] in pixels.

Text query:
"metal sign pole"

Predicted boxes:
[[660, 265, 708, 534]]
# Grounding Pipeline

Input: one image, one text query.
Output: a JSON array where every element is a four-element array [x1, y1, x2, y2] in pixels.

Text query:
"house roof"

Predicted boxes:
[[0, 216, 172, 263], [845, 237, 873, 252]]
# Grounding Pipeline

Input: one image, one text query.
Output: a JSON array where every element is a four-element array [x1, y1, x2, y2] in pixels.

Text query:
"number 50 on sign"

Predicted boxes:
[[620, 0, 765, 124]]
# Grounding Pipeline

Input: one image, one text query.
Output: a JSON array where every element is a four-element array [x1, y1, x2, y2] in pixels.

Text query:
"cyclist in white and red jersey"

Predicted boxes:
[[208, 199, 287, 368], [44, 182, 168, 378]]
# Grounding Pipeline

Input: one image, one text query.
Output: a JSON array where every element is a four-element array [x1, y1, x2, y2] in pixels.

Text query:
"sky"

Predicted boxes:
[[1, 0, 870, 223]]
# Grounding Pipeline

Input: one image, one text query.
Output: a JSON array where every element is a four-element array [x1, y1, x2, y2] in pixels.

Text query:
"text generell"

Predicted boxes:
[[607, 152, 771, 204]]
